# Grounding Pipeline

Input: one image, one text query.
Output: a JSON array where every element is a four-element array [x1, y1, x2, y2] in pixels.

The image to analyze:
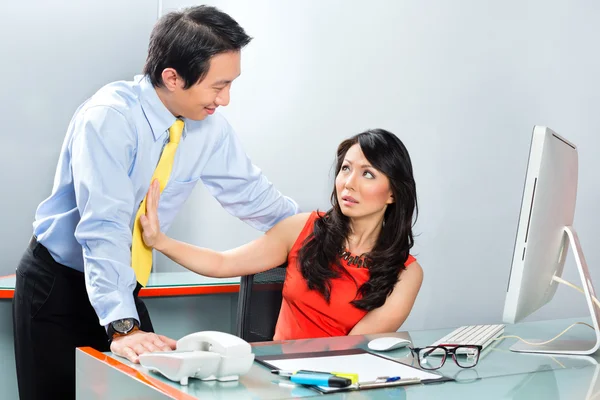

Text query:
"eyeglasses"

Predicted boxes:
[[409, 345, 482, 370]]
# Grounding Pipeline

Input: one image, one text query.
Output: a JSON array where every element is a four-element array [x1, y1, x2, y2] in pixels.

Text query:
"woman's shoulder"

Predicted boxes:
[[267, 212, 314, 251], [400, 257, 423, 282], [280, 210, 326, 229], [283, 212, 313, 227], [276, 211, 327, 253]]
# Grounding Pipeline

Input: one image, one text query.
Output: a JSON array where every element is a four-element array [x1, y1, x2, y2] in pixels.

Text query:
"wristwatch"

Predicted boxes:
[[107, 318, 140, 342]]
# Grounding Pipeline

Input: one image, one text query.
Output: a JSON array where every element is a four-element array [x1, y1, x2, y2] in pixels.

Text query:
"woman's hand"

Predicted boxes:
[[140, 179, 167, 250]]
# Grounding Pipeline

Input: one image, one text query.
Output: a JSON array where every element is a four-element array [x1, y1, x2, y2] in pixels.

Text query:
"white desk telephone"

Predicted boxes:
[[139, 331, 255, 386]]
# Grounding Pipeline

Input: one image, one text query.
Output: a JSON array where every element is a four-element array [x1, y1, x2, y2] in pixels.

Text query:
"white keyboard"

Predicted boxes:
[[428, 324, 505, 355]]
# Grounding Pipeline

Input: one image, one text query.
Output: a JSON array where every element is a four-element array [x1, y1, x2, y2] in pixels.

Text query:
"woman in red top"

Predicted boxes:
[[141, 129, 423, 340]]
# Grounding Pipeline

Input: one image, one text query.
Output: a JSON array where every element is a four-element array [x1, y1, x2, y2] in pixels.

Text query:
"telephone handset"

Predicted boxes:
[[139, 331, 255, 385]]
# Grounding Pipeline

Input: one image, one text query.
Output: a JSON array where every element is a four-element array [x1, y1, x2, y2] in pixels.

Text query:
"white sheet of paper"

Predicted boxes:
[[267, 352, 443, 390]]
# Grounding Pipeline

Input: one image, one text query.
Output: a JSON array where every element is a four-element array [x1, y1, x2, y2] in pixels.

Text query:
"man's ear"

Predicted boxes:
[[160, 68, 180, 91]]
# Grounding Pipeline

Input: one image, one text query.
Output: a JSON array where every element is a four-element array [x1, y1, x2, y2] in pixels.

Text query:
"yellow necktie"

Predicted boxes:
[[131, 119, 184, 286]]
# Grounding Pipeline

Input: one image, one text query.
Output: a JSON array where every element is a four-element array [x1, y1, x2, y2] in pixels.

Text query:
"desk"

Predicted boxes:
[[0, 272, 241, 400], [76, 317, 600, 399], [0, 271, 240, 299]]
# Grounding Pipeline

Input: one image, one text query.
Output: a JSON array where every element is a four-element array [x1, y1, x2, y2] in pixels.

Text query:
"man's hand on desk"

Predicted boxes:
[[110, 330, 177, 363]]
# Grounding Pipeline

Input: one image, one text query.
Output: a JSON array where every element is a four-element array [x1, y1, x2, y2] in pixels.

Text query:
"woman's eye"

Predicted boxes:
[[364, 171, 374, 179], [341, 165, 350, 171]]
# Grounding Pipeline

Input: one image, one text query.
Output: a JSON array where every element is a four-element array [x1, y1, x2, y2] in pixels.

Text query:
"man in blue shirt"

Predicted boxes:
[[12, 6, 298, 400]]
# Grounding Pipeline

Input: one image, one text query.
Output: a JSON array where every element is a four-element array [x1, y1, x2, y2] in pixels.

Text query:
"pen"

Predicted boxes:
[[358, 377, 421, 389], [271, 369, 359, 384], [375, 376, 401, 383], [271, 369, 349, 377], [272, 369, 333, 376], [271, 369, 309, 377], [290, 372, 352, 388]]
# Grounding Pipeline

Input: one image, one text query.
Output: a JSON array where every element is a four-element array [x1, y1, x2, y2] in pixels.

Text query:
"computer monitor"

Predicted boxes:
[[502, 126, 600, 355]]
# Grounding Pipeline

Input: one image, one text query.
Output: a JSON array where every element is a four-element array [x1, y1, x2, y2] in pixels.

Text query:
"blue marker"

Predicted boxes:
[[290, 372, 352, 388]]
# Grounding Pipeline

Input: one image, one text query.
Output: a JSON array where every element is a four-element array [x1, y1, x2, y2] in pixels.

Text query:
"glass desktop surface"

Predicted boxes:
[[107, 317, 599, 399]]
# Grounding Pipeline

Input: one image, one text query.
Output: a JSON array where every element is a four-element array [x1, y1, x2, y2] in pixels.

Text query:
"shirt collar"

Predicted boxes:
[[138, 75, 188, 141]]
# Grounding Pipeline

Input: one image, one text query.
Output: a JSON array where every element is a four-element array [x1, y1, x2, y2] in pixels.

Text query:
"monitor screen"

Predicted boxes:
[[503, 126, 578, 324]]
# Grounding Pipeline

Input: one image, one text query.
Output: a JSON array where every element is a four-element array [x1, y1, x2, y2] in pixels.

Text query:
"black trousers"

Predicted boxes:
[[12, 237, 154, 400]]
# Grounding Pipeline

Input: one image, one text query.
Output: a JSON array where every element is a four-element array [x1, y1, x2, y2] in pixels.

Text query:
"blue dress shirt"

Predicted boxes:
[[32, 75, 299, 327]]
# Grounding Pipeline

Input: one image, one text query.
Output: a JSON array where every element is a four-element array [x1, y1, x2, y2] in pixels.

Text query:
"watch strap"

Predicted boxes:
[[107, 318, 140, 343]]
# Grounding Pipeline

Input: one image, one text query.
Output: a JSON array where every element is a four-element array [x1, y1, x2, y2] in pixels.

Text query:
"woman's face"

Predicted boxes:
[[335, 144, 394, 219]]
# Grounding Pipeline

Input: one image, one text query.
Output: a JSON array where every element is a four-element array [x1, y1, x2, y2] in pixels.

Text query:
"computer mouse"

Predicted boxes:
[[367, 337, 412, 352]]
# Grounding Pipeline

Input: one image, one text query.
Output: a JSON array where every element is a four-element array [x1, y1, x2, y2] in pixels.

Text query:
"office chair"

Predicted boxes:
[[236, 263, 287, 342]]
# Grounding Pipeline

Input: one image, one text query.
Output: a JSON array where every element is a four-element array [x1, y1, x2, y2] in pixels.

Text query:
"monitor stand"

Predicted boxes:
[[510, 226, 600, 355]]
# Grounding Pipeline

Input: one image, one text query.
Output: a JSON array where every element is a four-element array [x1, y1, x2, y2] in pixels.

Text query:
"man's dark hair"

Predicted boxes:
[[143, 5, 252, 88]]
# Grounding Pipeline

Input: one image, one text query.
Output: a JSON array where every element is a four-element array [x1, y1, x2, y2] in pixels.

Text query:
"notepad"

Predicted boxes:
[[256, 348, 448, 393]]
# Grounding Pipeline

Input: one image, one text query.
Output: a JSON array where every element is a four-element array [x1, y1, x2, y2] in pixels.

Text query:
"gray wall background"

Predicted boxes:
[[2, 0, 599, 338], [1, 0, 157, 270], [159, 0, 600, 330]]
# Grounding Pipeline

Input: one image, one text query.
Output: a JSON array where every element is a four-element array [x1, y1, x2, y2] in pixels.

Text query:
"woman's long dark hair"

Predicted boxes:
[[298, 129, 418, 311]]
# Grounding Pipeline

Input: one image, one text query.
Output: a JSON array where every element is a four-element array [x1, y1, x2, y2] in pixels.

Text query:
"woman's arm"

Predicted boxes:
[[348, 260, 423, 335], [140, 179, 309, 278]]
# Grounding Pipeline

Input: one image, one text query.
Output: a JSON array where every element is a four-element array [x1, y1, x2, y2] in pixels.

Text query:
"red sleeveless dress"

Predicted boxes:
[[273, 211, 416, 340]]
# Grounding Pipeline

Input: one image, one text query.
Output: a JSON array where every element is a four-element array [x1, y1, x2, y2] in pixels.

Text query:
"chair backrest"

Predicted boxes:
[[236, 263, 287, 342]]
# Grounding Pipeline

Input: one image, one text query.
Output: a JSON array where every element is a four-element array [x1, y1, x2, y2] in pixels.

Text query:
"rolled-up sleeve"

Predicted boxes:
[[200, 121, 299, 231], [70, 106, 139, 327]]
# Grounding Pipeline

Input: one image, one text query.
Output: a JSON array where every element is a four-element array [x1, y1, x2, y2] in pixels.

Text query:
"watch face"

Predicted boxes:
[[113, 318, 134, 334]]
